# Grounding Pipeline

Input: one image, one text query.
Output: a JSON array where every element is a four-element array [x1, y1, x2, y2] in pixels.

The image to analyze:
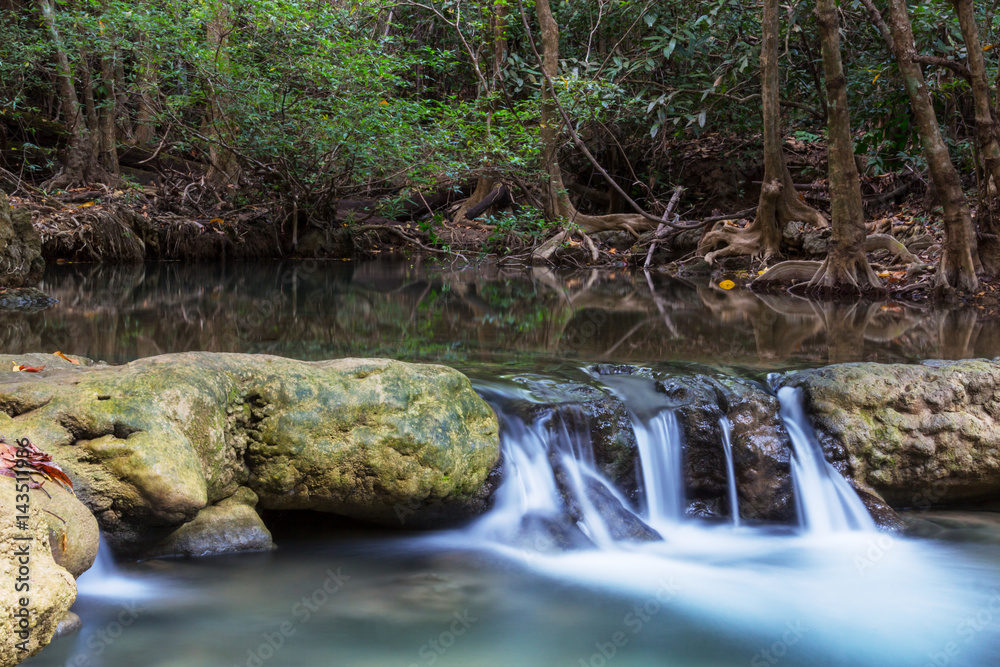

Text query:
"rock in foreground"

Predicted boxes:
[[0, 353, 500, 558], [783, 358, 1000, 511]]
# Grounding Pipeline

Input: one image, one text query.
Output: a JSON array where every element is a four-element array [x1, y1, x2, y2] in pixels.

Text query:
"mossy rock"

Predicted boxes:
[[0, 352, 500, 557]]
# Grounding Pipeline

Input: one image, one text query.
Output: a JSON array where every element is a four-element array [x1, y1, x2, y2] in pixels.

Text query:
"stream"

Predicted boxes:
[[18, 260, 1000, 667]]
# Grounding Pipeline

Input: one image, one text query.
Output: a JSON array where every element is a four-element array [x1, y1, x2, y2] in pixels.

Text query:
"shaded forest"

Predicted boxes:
[[1, 0, 999, 297]]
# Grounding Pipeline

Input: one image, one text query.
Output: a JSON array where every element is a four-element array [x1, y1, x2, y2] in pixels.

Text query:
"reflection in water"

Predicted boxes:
[[8, 260, 1000, 368]]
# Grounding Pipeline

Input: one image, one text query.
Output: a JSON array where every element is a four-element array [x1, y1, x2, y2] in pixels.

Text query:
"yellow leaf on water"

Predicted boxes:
[[719, 280, 736, 290]]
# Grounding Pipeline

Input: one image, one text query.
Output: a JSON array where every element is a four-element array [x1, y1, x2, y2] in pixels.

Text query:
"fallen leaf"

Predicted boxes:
[[53, 351, 80, 365], [719, 280, 736, 290], [0, 437, 74, 491]]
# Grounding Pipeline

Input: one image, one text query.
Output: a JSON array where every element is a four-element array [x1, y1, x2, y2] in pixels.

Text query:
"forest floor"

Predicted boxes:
[[5, 134, 1000, 308]]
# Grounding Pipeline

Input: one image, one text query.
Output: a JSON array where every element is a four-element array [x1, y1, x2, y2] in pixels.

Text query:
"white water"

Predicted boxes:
[[446, 379, 985, 666], [590, 374, 685, 528], [778, 386, 876, 533], [76, 534, 149, 598], [719, 416, 740, 526]]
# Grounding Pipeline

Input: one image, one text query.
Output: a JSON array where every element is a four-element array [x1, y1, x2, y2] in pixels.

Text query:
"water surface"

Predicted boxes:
[[17, 260, 1000, 667]]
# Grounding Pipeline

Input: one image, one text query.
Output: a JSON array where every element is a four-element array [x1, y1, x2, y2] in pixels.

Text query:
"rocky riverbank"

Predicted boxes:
[[0, 352, 500, 559]]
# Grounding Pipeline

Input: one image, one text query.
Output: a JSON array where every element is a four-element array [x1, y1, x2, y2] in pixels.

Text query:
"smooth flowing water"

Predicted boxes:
[[719, 416, 740, 527], [18, 261, 1000, 667], [778, 387, 877, 534]]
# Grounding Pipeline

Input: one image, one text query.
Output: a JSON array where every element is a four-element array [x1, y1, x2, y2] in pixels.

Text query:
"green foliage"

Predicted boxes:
[[483, 205, 553, 253]]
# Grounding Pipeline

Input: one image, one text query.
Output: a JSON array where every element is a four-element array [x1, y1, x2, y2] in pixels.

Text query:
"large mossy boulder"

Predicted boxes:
[[1, 478, 77, 665], [0, 352, 500, 557], [783, 359, 1000, 509], [0, 191, 44, 288]]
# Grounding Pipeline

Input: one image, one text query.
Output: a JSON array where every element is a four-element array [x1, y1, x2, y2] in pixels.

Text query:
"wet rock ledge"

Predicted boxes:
[[0, 353, 500, 559], [783, 358, 1000, 512]]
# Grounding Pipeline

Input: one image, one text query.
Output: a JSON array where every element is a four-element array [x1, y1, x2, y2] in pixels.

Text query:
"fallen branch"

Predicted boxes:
[[645, 186, 684, 269]]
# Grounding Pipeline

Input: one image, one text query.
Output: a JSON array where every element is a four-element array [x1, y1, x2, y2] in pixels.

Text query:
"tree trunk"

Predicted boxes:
[[699, 0, 827, 266], [531, 0, 655, 237], [885, 0, 978, 293], [954, 0, 1000, 275], [205, 0, 240, 186], [134, 21, 160, 146], [808, 0, 880, 292], [452, 0, 507, 223], [36, 0, 114, 189], [98, 52, 120, 176]]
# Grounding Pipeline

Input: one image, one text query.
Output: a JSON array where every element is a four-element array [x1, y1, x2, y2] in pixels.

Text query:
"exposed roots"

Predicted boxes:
[[752, 260, 823, 285], [699, 221, 777, 267], [532, 227, 599, 264], [698, 181, 782, 266], [805, 254, 884, 295], [865, 233, 920, 265], [753, 254, 885, 296], [451, 176, 499, 223]]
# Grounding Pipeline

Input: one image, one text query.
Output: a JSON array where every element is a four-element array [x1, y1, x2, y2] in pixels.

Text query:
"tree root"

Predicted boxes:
[[753, 254, 885, 296], [699, 181, 783, 266], [805, 254, 884, 295], [752, 260, 823, 285], [532, 228, 599, 264], [865, 233, 920, 264]]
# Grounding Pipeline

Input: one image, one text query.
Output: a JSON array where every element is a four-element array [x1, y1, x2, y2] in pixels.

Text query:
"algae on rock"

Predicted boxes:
[[0, 352, 500, 557]]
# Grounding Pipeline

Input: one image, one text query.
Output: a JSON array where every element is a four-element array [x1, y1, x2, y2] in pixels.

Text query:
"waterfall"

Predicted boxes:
[[591, 374, 685, 527], [470, 386, 655, 551], [77, 534, 148, 598], [631, 410, 684, 524], [471, 376, 875, 556], [777, 386, 875, 533], [719, 416, 740, 527]]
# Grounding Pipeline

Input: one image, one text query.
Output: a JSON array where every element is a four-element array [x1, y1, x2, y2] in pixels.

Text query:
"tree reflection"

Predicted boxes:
[[2, 261, 995, 368]]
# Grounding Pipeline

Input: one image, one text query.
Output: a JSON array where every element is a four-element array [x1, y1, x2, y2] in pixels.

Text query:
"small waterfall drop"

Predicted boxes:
[[719, 416, 740, 527], [777, 386, 875, 533], [470, 385, 658, 551], [77, 534, 148, 598], [592, 374, 685, 526]]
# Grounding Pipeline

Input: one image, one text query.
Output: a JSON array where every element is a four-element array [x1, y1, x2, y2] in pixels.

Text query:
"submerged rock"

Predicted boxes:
[[0, 353, 500, 557], [152, 487, 273, 559], [782, 359, 1000, 512]]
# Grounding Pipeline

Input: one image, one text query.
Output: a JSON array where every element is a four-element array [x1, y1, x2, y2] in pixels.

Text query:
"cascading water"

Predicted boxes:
[[76, 534, 148, 598], [777, 386, 876, 534], [719, 416, 740, 527], [470, 385, 657, 552], [473, 375, 876, 555], [588, 374, 685, 527]]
